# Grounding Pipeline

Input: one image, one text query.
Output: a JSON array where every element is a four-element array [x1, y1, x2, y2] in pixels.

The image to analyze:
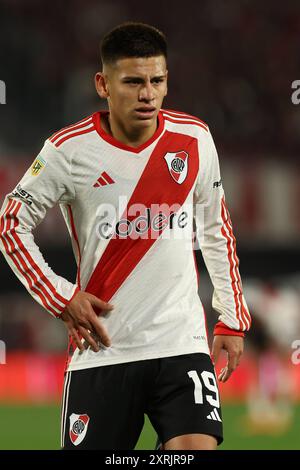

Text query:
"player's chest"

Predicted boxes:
[[72, 133, 199, 209]]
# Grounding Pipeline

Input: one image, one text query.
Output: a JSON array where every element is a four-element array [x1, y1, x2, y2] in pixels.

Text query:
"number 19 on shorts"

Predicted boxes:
[[188, 370, 220, 407]]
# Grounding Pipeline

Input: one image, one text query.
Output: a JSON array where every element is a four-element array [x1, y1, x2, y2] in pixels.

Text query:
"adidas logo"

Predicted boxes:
[[206, 408, 222, 422], [93, 171, 115, 187]]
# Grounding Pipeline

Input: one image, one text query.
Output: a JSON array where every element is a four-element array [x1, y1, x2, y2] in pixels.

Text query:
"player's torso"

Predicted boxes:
[[52, 110, 210, 369]]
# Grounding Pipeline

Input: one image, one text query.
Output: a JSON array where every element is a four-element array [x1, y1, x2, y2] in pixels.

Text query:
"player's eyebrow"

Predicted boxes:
[[122, 75, 167, 82]]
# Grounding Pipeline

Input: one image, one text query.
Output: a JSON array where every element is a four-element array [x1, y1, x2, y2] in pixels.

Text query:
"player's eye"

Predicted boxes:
[[124, 79, 141, 85]]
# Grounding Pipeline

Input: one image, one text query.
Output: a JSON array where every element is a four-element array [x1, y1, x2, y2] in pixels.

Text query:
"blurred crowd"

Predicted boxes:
[[0, 0, 299, 155]]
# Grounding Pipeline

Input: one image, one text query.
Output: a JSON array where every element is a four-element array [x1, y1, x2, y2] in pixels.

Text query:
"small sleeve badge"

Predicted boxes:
[[31, 154, 46, 176]]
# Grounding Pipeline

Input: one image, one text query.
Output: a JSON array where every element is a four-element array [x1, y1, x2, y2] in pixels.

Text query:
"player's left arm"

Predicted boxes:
[[193, 128, 251, 381]]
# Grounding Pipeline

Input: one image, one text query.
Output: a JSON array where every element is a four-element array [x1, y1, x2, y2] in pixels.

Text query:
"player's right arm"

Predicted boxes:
[[0, 140, 112, 351]]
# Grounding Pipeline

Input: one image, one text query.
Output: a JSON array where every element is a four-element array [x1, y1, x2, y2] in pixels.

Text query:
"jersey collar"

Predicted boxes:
[[92, 110, 165, 154]]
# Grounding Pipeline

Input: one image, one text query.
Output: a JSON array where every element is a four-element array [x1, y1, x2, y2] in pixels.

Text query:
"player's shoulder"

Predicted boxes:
[[46, 113, 96, 150], [161, 108, 209, 134]]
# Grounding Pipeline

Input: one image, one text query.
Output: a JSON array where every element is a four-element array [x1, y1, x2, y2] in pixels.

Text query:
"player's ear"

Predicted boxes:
[[95, 72, 109, 99]]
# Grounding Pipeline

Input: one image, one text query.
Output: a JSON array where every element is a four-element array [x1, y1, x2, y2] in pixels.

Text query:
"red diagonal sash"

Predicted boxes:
[[85, 130, 199, 301]]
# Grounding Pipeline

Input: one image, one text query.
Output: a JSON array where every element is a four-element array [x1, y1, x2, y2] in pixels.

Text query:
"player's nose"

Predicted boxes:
[[138, 82, 155, 101]]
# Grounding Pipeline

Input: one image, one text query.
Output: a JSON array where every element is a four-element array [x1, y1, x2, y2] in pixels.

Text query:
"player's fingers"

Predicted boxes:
[[211, 338, 222, 366], [218, 366, 226, 380], [79, 300, 112, 348], [88, 294, 114, 313], [91, 320, 111, 348], [218, 351, 240, 382], [227, 350, 239, 372], [221, 368, 230, 382], [70, 328, 85, 352], [78, 326, 100, 353], [236, 351, 242, 367], [86, 309, 111, 348], [218, 366, 231, 382], [77, 318, 95, 334]]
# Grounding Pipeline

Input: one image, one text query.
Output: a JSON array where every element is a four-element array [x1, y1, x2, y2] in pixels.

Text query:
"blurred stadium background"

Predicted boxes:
[[0, 0, 300, 449]]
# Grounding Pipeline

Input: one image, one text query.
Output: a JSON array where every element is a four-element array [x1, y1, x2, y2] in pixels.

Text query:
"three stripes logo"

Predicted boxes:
[[93, 171, 115, 188], [207, 408, 222, 422]]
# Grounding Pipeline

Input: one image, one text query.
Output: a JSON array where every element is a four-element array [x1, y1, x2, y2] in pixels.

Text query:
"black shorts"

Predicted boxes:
[[61, 353, 223, 450]]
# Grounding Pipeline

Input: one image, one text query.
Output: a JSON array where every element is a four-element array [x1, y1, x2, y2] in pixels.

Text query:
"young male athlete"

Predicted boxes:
[[0, 22, 251, 450]]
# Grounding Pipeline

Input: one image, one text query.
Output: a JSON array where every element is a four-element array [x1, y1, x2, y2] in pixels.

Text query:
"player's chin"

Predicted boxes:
[[136, 118, 155, 126], [132, 113, 158, 126]]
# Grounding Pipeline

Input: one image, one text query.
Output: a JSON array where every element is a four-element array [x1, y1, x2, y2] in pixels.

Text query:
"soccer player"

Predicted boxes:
[[0, 22, 251, 450]]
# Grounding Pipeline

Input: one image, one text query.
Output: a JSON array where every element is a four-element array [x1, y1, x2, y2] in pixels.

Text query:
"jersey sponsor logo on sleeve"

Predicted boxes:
[[164, 150, 189, 184], [31, 154, 46, 176], [69, 413, 90, 446], [213, 179, 222, 188], [11, 185, 33, 205]]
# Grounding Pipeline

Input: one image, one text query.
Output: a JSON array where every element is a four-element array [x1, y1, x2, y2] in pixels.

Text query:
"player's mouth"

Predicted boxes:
[[134, 106, 156, 119]]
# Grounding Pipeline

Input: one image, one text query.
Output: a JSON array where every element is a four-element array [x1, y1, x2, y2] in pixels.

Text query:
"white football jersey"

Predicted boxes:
[[0, 109, 251, 371]]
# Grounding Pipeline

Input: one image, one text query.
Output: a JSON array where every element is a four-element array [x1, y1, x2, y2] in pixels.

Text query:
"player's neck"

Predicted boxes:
[[103, 113, 157, 148]]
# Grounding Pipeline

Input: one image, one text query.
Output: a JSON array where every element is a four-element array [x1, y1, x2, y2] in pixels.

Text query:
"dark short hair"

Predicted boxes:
[[100, 22, 167, 65]]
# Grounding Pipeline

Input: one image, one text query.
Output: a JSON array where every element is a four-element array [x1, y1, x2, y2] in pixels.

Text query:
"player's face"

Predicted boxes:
[[96, 56, 168, 132]]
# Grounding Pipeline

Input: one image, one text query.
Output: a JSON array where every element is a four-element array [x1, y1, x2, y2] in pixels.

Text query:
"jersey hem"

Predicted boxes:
[[66, 345, 210, 371]]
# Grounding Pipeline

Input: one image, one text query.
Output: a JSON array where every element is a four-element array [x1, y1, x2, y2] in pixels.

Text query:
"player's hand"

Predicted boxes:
[[60, 291, 114, 353], [211, 335, 244, 382]]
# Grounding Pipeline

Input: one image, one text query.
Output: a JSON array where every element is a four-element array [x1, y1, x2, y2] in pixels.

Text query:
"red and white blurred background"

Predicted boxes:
[[0, 0, 300, 443]]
